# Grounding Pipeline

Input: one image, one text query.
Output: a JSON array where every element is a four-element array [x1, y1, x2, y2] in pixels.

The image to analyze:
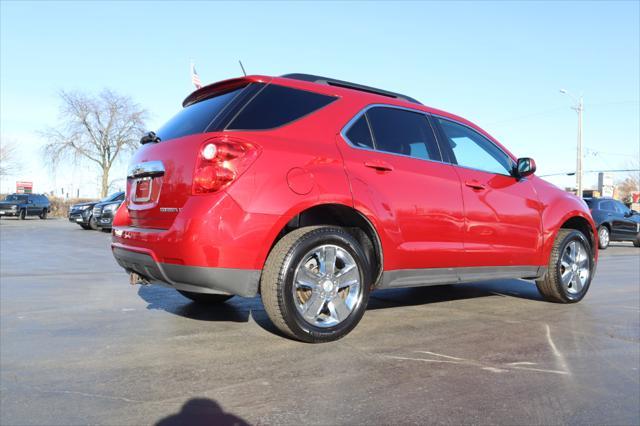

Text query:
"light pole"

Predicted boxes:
[[560, 89, 584, 197]]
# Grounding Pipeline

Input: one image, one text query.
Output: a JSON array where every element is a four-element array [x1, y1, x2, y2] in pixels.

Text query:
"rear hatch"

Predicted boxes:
[[126, 134, 204, 228], [125, 78, 261, 229]]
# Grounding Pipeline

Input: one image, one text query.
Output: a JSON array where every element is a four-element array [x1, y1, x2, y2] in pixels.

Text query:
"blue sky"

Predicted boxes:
[[1, 0, 639, 196]]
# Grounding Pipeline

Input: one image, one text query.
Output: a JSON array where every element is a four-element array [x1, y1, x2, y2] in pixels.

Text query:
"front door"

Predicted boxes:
[[433, 117, 543, 268]]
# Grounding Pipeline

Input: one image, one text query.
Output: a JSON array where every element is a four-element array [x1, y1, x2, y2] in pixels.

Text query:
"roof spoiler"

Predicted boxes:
[[182, 76, 271, 107]]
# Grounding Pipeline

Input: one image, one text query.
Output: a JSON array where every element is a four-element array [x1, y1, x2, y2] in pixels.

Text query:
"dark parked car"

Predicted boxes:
[[69, 192, 125, 230], [584, 197, 640, 249], [92, 192, 124, 231], [0, 194, 50, 219]]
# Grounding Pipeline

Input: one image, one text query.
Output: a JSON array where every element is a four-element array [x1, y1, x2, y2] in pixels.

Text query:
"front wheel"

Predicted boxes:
[[18, 209, 26, 220], [536, 229, 594, 303], [261, 226, 372, 343], [597, 226, 609, 250], [88, 215, 98, 230], [177, 290, 233, 304]]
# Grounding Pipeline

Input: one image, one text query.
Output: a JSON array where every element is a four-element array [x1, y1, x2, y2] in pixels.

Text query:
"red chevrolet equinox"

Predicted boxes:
[[112, 73, 597, 342]]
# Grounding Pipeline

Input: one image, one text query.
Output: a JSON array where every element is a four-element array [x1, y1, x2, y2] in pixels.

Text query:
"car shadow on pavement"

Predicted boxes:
[[137, 279, 543, 338], [367, 279, 543, 310], [137, 286, 252, 323], [156, 398, 250, 426]]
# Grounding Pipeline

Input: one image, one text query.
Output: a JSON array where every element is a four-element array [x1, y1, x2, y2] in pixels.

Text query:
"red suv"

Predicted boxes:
[[112, 74, 597, 342]]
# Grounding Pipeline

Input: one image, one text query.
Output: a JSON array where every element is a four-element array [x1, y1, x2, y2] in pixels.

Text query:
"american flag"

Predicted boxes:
[[191, 63, 202, 89]]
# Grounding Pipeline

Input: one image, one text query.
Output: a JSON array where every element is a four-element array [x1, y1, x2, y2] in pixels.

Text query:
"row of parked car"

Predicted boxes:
[[0, 192, 637, 248], [68, 191, 125, 231]]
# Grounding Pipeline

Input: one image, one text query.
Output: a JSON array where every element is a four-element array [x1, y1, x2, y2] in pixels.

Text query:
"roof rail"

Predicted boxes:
[[281, 73, 422, 105]]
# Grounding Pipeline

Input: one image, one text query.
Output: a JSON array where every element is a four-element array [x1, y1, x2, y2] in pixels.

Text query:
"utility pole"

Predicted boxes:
[[560, 90, 584, 197]]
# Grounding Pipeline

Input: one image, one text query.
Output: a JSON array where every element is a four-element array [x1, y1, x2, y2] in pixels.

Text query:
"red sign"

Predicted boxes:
[[16, 181, 33, 194]]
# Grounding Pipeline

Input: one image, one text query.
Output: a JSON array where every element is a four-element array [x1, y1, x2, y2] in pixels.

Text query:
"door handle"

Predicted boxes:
[[464, 180, 486, 190], [364, 160, 394, 172]]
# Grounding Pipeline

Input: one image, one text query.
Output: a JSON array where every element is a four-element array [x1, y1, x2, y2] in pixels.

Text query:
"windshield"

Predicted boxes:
[[101, 192, 123, 202], [5, 195, 27, 202]]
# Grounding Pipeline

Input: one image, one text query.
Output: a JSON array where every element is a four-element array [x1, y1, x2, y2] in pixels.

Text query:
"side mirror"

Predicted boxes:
[[514, 157, 536, 179]]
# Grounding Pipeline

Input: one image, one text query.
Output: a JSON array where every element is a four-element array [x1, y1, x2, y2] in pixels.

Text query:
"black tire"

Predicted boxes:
[[633, 236, 640, 247], [80, 224, 91, 230], [597, 225, 609, 250], [88, 215, 98, 230], [177, 290, 233, 304], [536, 229, 594, 303], [18, 209, 26, 220], [261, 226, 372, 343], [39, 209, 47, 219]]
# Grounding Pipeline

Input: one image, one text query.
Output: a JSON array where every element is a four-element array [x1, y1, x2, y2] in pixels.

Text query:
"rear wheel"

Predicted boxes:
[[597, 225, 609, 249], [177, 290, 233, 304], [39, 209, 47, 219], [261, 226, 372, 343], [536, 229, 593, 303]]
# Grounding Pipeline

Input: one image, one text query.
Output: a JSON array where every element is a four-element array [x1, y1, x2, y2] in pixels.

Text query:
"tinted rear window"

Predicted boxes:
[[227, 84, 336, 130], [156, 86, 246, 141], [345, 116, 374, 149]]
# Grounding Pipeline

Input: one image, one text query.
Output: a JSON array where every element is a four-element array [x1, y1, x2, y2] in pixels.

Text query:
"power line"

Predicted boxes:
[[539, 169, 639, 178]]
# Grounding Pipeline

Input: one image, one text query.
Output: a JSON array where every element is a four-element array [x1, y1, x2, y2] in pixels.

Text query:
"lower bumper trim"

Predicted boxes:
[[112, 246, 260, 297]]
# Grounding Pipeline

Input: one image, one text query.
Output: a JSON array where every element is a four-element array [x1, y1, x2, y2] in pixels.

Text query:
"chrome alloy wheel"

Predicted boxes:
[[292, 244, 362, 328], [599, 227, 609, 247], [559, 240, 590, 295]]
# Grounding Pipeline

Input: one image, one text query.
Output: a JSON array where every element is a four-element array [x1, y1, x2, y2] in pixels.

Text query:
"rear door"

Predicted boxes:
[[338, 106, 465, 271], [433, 117, 543, 268]]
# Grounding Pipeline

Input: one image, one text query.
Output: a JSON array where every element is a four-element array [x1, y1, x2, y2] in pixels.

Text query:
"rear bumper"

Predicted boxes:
[[111, 192, 281, 297], [112, 245, 260, 297]]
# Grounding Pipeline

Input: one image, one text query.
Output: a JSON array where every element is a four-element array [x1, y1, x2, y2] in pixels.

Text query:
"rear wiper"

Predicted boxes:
[[140, 131, 161, 145]]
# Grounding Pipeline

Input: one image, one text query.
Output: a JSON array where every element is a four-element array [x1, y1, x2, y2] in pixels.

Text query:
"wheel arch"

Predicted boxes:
[[260, 202, 384, 287], [544, 212, 598, 264]]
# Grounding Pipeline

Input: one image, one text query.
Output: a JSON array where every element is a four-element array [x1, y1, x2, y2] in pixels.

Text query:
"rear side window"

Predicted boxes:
[[365, 107, 440, 160], [156, 86, 246, 141], [599, 200, 615, 211], [227, 85, 336, 130], [345, 116, 374, 149]]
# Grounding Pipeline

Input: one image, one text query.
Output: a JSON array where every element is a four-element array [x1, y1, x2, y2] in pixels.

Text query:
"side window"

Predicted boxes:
[[600, 200, 615, 211], [614, 201, 630, 215], [345, 115, 374, 149], [437, 118, 513, 175], [227, 84, 336, 130], [365, 107, 440, 161]]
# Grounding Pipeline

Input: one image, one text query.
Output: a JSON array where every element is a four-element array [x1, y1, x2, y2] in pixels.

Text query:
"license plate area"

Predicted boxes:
[[132, 178, 153, 203]]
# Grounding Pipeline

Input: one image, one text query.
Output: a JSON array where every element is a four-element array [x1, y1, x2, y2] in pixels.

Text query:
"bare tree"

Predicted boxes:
[[0, 139, 20, 178], [42, 89, 147, 197]]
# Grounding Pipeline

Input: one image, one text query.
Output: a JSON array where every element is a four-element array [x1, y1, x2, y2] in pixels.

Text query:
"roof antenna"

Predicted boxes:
[[238, 60, 247, 76]]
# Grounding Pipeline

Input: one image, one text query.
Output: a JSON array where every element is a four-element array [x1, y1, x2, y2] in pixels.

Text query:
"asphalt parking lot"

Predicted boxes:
[[1, 218, 639, 425]]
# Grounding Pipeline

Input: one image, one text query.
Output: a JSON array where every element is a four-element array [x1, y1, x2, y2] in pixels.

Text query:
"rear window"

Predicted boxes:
[[156, 86, 246, 141], [227, 84, 337, 130]]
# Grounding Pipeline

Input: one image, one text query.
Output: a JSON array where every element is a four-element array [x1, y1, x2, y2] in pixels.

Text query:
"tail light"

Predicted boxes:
[[192, 137, 260, 194]]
